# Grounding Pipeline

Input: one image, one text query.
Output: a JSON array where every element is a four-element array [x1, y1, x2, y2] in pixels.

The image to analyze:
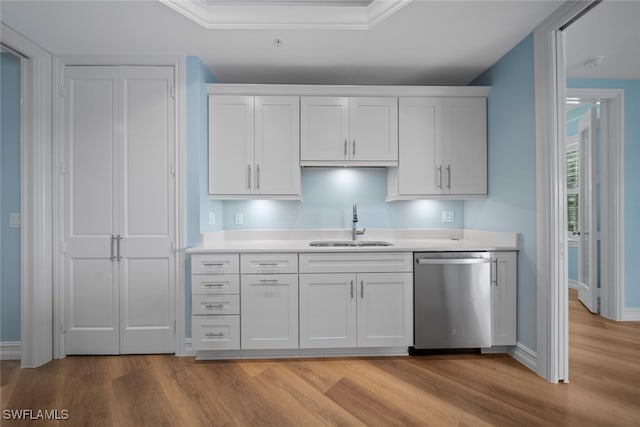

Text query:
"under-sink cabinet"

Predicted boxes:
[[299, 252, 413, 348], [208, 95, 301, 199], [387, 97, 487, 199], [300, 96, 398, 166]]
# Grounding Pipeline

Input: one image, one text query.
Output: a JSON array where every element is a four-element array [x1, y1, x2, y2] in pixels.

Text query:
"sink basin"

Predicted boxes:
[[309, 240, 393, 247]]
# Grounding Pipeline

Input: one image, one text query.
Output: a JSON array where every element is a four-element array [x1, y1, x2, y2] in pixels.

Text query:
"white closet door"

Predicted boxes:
[[63, 66, 176, 355], [64, 66, 119, 354], [118, 67, 175, 354]]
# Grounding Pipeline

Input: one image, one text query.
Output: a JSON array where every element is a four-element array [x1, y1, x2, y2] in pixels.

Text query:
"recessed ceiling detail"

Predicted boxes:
[[157, 0, 412, 29]]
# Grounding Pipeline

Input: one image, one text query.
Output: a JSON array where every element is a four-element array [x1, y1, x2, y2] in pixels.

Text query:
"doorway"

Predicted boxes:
[[1, 48, 22, 359]]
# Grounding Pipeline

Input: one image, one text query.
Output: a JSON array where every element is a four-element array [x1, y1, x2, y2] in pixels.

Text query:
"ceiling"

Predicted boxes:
[[0, 0, 565, 85], [566, 0, 640, 80]]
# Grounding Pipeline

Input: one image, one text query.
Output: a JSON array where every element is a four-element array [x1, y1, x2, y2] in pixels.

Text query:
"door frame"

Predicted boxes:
[[52, 55, 187, 358], [567, 89, 624, 320], [1, 24, 53, 368]]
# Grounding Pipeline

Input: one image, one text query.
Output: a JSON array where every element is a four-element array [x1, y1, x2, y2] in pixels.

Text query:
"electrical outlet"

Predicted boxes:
[[208, 211, 216, 225], [441, 210, 455, 223], [9, 213, 21, 228], [234, 212, 243, 225]]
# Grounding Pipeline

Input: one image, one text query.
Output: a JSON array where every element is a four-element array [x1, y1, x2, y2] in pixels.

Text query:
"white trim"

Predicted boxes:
[[206, 84, 491, 97], [510, 343, 537, 372], [194, 347, 409, 360], [533, 1, 596, 384], [157, 0, 411, 30], [0, 342, 22, 360], [175, 56, 188, 356], [568, 280, 579, 290], [2, 24, 54, 369], [481, 346, 515, 354], [567, 88, 625, 321], [51, 55, 185, 358], [622, 308, 640, 321]]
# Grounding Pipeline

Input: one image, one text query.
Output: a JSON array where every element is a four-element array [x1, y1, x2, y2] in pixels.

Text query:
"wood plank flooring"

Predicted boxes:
[[2, 289, 639, 426]]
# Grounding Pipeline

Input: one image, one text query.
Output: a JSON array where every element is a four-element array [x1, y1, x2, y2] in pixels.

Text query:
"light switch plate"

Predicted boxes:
[[208, 211, 216, 225], [9, 213, 21, 228], [441, 210, 455, 223], [234, 212, 243, 225]]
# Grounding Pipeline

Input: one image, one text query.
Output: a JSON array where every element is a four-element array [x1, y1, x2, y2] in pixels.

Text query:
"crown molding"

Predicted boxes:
[[157, 0, 412, 30]]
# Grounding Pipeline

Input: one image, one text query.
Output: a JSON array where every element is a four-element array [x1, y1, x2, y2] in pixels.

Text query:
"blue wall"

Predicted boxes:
[[568, 79, 640, 308], [223, 168, 464, 230], [465, 35, 537, 351], [1, 52, 21, 342], [185, 56, 218, 337]]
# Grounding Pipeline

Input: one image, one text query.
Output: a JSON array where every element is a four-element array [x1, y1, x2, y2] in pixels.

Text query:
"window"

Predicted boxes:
[[566, 147, 580, 235]]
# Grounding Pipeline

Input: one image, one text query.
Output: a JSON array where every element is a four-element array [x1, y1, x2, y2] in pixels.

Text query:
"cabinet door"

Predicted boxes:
[[254, 96, 301, 196], [209, 95, 254, 195], [118, 66, 176, 354], [241, 274, 298, 349], [443, 97, 487, 195], [299, 273, 357, 348], [397, 97, 443, 195], [491, 252, 517, 346], [349, 97, 398, 162], [63, 66, 120, 355], [300, 96, 349, 162], [357, 273, 413, 347]]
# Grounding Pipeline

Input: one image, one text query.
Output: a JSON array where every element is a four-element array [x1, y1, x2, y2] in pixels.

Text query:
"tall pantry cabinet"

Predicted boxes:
[[62, 66, 176, 354]]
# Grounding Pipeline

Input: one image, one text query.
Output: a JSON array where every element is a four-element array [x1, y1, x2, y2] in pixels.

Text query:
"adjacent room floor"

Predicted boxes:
[[2, 289, 639, 426]]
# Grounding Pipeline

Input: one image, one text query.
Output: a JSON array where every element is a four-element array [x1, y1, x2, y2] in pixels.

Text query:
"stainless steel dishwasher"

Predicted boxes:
[[413, 252, 492, 350]]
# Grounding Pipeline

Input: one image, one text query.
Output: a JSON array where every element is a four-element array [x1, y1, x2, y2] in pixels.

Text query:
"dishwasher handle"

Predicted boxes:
[[416, 258, 491, 265]]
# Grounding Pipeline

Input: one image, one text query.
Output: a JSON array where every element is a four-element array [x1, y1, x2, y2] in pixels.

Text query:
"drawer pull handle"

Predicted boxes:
[[203, 283, 226, 287], [205, 332, 224, 338], [259, 279, 279, 284], [202, 262, 224, 267], [257, 263, 278, 266], [203, 303, 226, 309]]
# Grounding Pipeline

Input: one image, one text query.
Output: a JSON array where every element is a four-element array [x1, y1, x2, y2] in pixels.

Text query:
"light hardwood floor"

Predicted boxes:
[[2, 289, 639, 426]]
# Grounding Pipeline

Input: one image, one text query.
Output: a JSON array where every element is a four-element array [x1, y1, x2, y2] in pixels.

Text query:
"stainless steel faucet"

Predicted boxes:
[[352, 203, 366, 241]]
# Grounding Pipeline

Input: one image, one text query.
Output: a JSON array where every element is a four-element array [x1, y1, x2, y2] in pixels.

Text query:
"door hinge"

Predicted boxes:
[[60, 241, 66, 254], [59, 162, 67, 175], [60, 86, 66, 98]]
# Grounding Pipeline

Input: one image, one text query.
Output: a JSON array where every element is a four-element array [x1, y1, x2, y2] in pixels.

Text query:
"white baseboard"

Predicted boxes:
[[622, 308, 640, 321], [510, 342, 537, 372], [568, 280, 579, 290], [0, 341, 21, 360]]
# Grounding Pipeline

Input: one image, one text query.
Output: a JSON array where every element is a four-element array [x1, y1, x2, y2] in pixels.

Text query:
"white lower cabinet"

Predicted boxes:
[[191, 253, 240, 351], [241, 273, 299, 349], [299, 252, 413, 349], [490, 251, 517, 346]]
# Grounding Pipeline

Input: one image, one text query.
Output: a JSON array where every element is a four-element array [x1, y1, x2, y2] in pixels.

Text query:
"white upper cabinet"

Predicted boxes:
[[301, 96, 398, 166], [388, 96, 487, 199], [443, 97, 487, 195], [209, 95, 301, 199]]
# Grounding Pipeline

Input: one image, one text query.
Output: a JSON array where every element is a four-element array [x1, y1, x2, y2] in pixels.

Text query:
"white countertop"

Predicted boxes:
[[186, 229, 519, 253]]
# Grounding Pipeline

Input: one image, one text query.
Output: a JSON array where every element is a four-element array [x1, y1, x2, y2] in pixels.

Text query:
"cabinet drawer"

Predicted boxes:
[[192, 294, 240, 315], [192, 315, 240, 350], [192, 253, 239, 275], [299, 252, 413, 273], [241, 253, 298, 274], [192, 274, 239, 295]]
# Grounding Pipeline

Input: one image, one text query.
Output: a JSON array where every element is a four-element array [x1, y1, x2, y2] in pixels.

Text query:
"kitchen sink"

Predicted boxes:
[[309, 240, 393, 247]]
